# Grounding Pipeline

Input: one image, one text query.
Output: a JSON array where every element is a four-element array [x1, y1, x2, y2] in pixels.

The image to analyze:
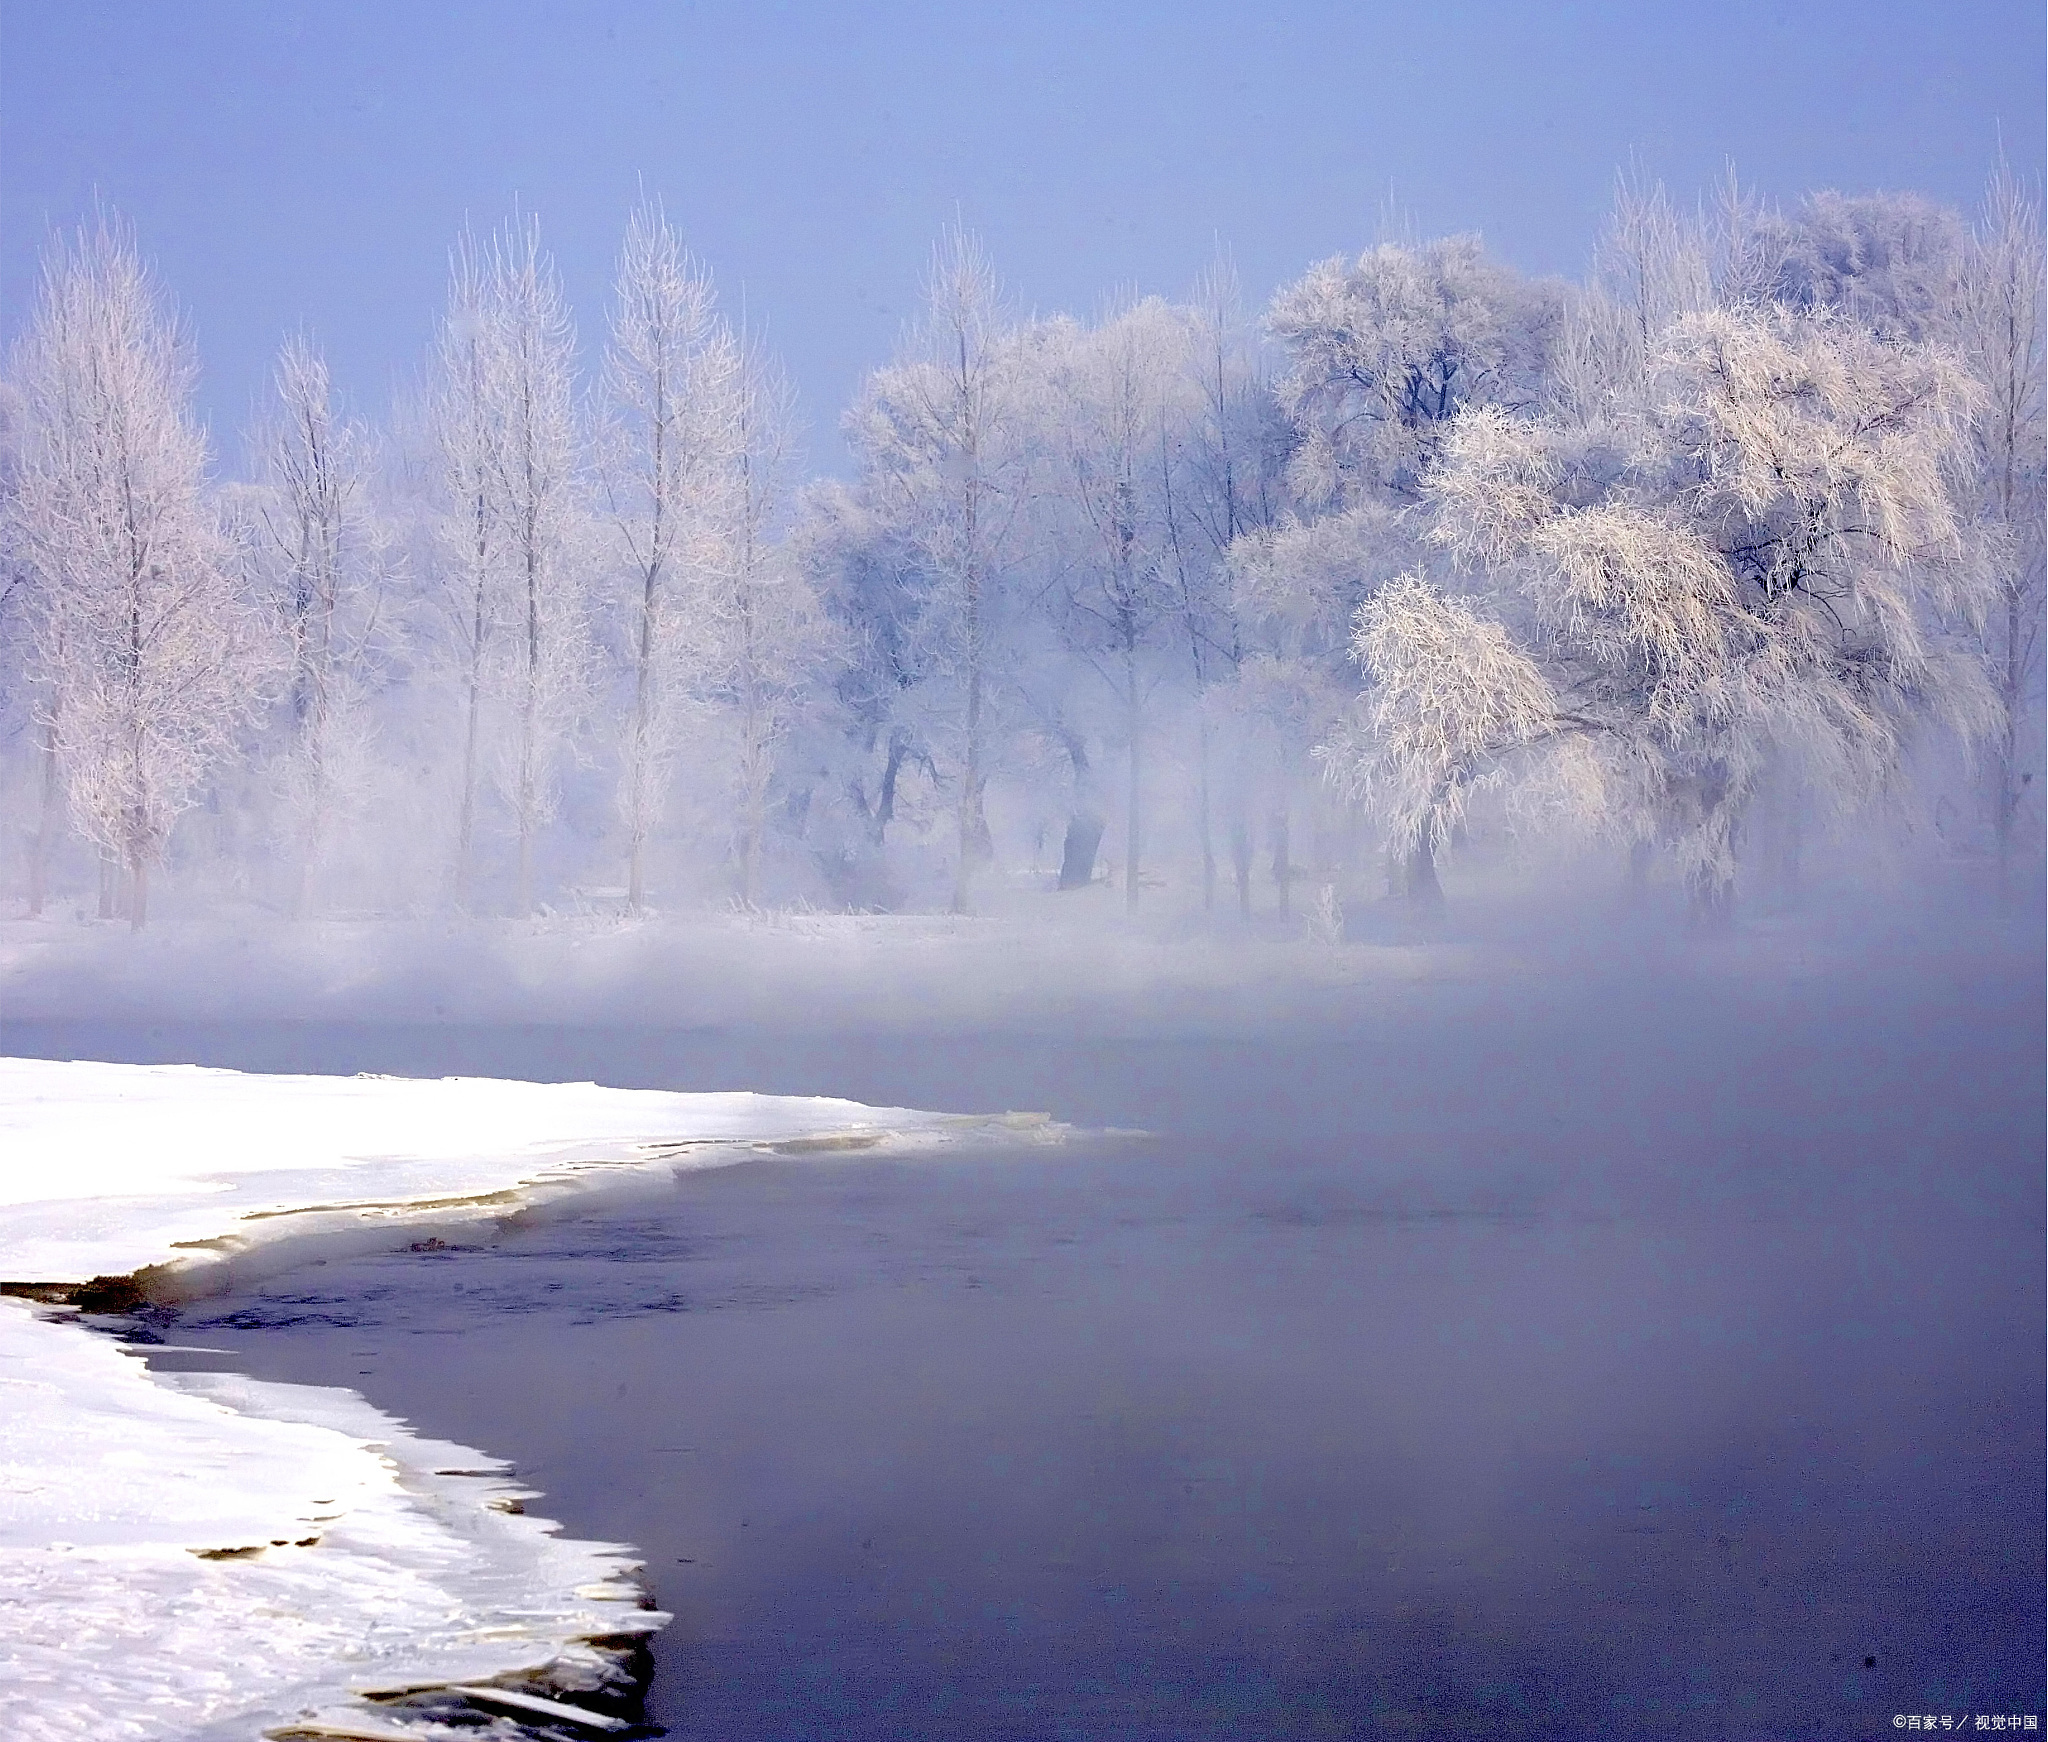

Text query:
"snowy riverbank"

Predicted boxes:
[[0, 1060, 1033, 1741]]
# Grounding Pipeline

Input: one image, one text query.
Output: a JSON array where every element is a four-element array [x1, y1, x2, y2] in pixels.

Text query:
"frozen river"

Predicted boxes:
[[8, 953, 2042, 1738]]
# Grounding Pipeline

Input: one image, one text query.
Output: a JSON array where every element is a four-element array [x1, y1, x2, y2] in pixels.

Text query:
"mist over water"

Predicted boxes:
[[18, 926, 2040, 1739]]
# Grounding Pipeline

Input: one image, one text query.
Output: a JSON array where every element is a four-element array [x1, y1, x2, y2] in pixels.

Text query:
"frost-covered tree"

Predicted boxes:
[[596, 201, 740, 911], [1718, 175, 2041, 888], [429, 232, 507, 910], [1955, 167, 2046, 891], [1762, 189, 1968, 343], [700, 346, 831, 904], [1254, 232, 1561, 909], [843, 231, 1031, 911], [1043, 297, 1200, 908], [1167, 257, 1288, 910], [1328, 305, 1996, 920], [251, 334, 390, 915], [1327, 572, 1562, 907], [429, 218, 590, 915], [0, 378, 61, 914], [486, 218, 588, 916], [1268, 234, 1560, 509], [1554, 172, 1716, 422], [1228, 500, 1426, 908], [792, 477, 930, 885], [6, 218, 264, 927]]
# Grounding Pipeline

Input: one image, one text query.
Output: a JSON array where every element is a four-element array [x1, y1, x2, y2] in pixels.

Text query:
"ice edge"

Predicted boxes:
[[1, 1064, 1069, 1740]]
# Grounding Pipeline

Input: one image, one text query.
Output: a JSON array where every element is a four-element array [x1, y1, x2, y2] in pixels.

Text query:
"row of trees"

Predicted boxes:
[[1, 171, 2040, 928], [2, 203, 823, 925]]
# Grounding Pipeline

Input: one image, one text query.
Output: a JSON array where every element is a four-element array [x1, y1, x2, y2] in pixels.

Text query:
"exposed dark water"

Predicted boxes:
[[8, 956, 2044, 1739]]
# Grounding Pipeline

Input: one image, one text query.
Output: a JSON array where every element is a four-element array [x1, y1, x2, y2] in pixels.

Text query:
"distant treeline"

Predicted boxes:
[[0, 170, 2039, 927]]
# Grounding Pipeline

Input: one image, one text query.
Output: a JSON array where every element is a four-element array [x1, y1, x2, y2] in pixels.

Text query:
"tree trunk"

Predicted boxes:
[[291, 556, 336, 922], [292, 745, 325, 922], [1058, 812, 1105, 890], [1124, 687, 1142, 913], [953, 770, 993, 912], [870, 731, 907, 850], [625, 594, 656, 915], [626, 767, 649, 914], [952, 662, 983, 916], [1994, 588, 2027, 903], [1270, 808, 1291, 917], [1406, 833, 1445, 913], [951, 528, 987, 916], [1195, 709, 1216, 913], [517, 547, 541, 920], [517, 823, 534, 918], [738, 654, 767, 908], [740, 770, 766, 908], [1232, 817, 1253, 918], [28, 715, 59, 918], [1994, 721, 2015, 901], [455, 593, 487, 913]]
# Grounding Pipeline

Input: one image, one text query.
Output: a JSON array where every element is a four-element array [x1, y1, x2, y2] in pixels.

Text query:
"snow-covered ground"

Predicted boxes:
[[0, 1057, 1029, 1291], [0, 1059, 1030, 1741]]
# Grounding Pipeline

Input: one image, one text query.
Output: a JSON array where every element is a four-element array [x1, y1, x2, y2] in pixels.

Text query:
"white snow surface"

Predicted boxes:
[[0, 1058, 1013, 1741], [0, 1056, 977, 1287]]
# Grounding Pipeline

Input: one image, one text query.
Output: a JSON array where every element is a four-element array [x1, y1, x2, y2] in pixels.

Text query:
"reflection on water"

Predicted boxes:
[[12, 960, 2043, 1739]]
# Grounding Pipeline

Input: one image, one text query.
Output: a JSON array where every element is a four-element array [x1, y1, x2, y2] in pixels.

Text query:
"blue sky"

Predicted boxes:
[[3, 0, 2041, 471]]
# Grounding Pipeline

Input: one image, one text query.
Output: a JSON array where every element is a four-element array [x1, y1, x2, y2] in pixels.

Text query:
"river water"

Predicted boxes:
[[9, 952, 2043, 1739]]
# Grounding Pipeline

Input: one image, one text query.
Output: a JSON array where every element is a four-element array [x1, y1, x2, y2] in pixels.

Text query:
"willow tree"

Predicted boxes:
[[1327, 305, 1995, 920]]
